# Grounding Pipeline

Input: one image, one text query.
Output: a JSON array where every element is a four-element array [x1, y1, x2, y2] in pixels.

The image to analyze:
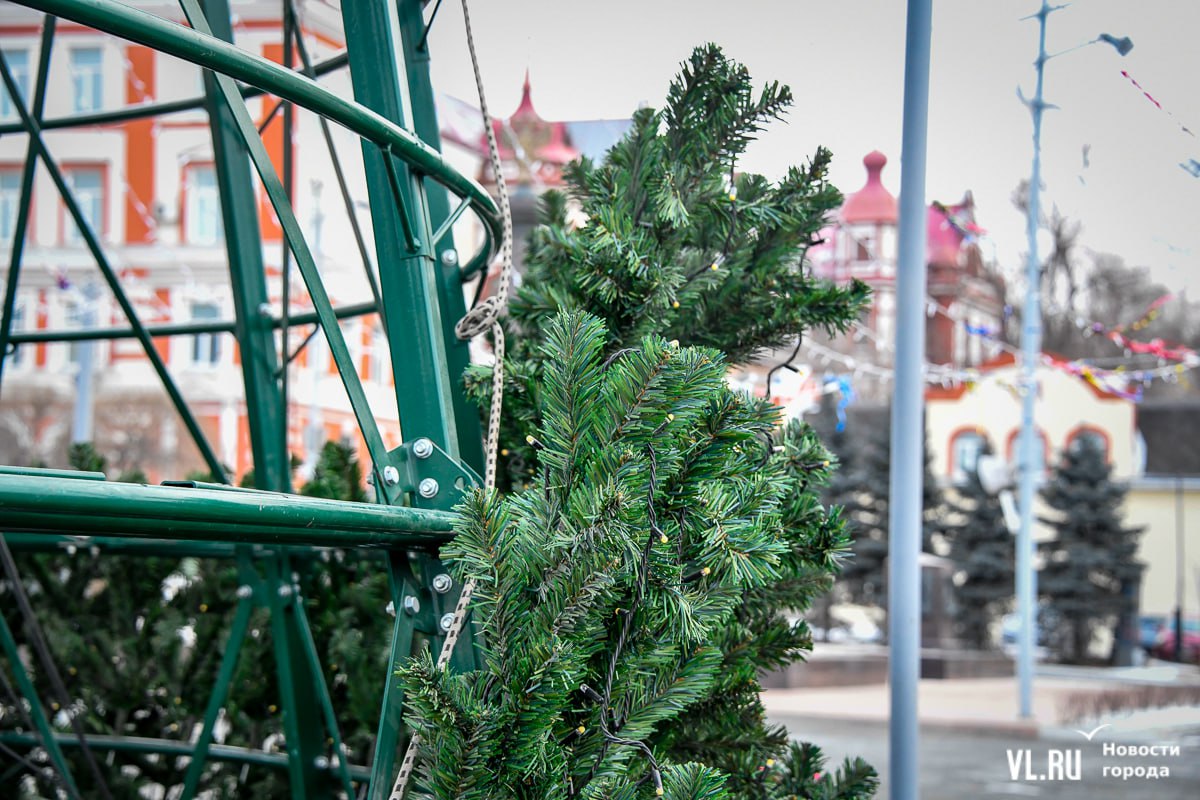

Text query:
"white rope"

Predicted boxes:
[[389, 0, 512, 796]]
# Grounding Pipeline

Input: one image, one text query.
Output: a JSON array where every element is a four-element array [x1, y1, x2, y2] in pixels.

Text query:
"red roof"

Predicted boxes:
[[841, 151, 897, 224]]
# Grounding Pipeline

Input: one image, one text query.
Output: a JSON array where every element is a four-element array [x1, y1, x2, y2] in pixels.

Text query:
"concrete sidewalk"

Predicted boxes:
[[761, 663, 1200, 739]]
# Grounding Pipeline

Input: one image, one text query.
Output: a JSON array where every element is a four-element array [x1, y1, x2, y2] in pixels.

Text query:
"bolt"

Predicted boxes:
[[385, 600, 396, 617], [278, 585, 292, 598], [258, 302, 272, 317], [403, 596, 420, 616], [236, 585, 253, 599], [313, 755, 330, 770], [440, 613, 455, 632], [383, 465, 400, 485], [432, 574, 453, 594], [418, 478, 439, 498], [441, 249, 459, 267], [412, 437, 434, 459]]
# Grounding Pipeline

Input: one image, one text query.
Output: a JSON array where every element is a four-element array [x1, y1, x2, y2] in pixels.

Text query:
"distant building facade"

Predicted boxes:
[[0, 2, 401, 483]]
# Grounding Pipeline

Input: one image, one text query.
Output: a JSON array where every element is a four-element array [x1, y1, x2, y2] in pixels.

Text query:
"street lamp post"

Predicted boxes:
[[1015, 0, 1132, 719]]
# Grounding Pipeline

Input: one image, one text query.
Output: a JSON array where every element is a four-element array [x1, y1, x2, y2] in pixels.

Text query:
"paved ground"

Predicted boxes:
[[769, 715, 1200, 799], [762, 663, 1200, 798]]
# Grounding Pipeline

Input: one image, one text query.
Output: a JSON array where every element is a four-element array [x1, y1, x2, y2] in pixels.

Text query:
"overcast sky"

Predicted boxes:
[[424, 0, 1199, 301]]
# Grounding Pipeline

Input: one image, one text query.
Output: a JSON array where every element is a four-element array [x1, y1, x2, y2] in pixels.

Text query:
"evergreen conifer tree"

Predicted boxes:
[[945, 446, 1013, 649], [835, 413, 946, 610], [1039, 437, 1144, 663], [407, 45, 875, 799]]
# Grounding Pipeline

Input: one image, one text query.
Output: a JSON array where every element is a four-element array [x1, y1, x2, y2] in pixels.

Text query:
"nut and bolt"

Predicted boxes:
[[277, 585, 293, 598], [440, 249, 459, 267], [439, 613, 456, 632], [382, 465, 400, 485], [418, 477, 439, 498], [412, 437, 434, 459], [313, 756, 330, 770], [258, 302, 272, 317], [236, 585, 253, 599], [402, 596, 420, 616], [431, 573, 453, 594], [385, 600, 396, 617]]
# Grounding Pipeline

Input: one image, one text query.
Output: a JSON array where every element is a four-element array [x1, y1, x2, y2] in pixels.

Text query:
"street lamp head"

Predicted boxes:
[[1098, 33, 1134, 57]]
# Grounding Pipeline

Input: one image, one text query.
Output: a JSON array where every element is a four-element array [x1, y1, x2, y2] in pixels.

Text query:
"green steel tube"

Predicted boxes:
[[15, 0, 502, 252], [0, 610, 81, 796], [0, 533, 240, 559], [0, 732, 371, 781], [0, 474, 456, 547], [9, 300, 377, 345], [178, 0, 396, 501], [179, 595, 254, 800], [0, 22, 53, 398], [0, 53, 228, 482], [0, 51, 350, 135]]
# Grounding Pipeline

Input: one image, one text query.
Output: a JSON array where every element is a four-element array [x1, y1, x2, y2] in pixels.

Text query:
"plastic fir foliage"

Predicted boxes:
[[472, 43, 870, 492], [400, 312, 873, 799], [426, 44, 876, 799]]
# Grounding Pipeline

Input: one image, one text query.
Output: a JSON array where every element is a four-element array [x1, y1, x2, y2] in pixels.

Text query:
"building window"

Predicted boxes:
[[0, 49, 29, 119], [1006, 428, 1049, 471], [70, 47, 103, 113], [369, 323, 390, 384], [7, 297, 27, 366], [0, 169, 23, 245], [184, 165, 222, 245], [64, 297, 90, 366], [1067, 428, 1109, 461], [63, 166, 104, 244], [950, 430, 986, 483], [190, 302, 221, 366]]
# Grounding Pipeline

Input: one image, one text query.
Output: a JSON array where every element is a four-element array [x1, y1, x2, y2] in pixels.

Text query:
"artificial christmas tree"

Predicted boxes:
[[1039, 436, 1144, 663], [400, 45, 875, 799]]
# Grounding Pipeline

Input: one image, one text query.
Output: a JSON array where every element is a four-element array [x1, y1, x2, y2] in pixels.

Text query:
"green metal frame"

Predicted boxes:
[[0, 1, 499, 797]]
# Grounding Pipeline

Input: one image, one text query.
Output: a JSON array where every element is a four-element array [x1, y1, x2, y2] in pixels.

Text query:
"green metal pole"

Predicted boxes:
[[0, 732, 371, 781], [179, 0, 403, 502], [396, 0, 485, 476], [0, 17, 54, 398], [265, 556, 332, 800], [200, 0, 289, 491], [0, 611, 80, 796], [0, 472, 456, 547], [179, 594, 254, 800], [0, 52, 228, 482], [341, 0, 467, 465], [290, 591, 358, 797], [369, 552, 421, 800]]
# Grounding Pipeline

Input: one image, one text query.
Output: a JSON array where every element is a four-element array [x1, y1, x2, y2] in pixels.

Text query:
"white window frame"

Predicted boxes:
[[0, 48, 29, 120], [951, 431, 986, 484], [0, 169, 23, 245], [184, 164, 223, 245], [190, 301, 222, 367], [63, 166, 105, 245], [70, 46, 103, 113]]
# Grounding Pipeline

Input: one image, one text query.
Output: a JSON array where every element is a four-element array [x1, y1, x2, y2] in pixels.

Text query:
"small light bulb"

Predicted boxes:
[[576, 725, 586, 734], [766, 758, 775, 767], [660, 534, 668, 544], [710, 262, 719, 271], [701, 566, 711, 576], [672, 300, 680, 309]]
